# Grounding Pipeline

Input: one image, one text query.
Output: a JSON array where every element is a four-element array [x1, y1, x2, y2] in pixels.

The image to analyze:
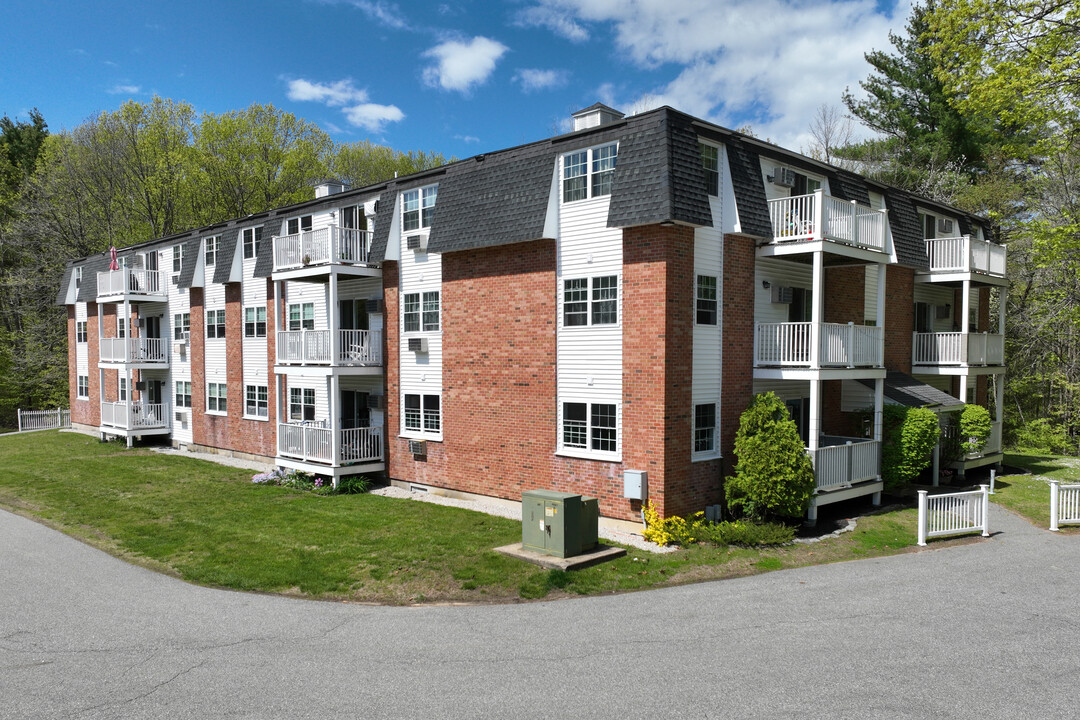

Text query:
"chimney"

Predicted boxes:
[[571, 103, 625, 131], [314, 180, 349, 199]]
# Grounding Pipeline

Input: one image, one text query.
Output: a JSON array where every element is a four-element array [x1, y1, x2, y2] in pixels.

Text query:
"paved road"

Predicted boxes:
[[1, 506, 1077, 720]]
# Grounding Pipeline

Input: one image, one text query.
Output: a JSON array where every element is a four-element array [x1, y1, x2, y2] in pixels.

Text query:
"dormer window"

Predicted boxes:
[[700, 143, 719, 196], [74, 266, 83, 291], [563, 143, 617, 203], [204, 236, 219, 266], [403, 185, 437, 231], [287, 215, 312, 236]]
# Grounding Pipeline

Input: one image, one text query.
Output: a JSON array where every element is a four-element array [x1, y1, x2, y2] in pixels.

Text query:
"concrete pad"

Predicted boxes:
[[494, 542, 626, 570]]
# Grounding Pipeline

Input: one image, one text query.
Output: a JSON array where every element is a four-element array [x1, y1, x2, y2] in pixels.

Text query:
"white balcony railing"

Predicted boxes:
[[925, 236, 1006, 277], [809, 438, 880, 492], [755, 322, 883, 368], [96, 269, 166, 298], [276, 329, 382, 366], [768, 190, 887, 252], [912, 332, 1004, 366], [273, 226, 372, 271], [942, 420, 1003, 459], [99, 401, 169, 430], [98, 337, 169, 364], [277, 423, 383, 465]]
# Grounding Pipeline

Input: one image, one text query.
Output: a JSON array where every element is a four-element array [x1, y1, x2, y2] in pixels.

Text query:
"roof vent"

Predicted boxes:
[[571, 103, 625, 131], [314, 180, 349, 199]]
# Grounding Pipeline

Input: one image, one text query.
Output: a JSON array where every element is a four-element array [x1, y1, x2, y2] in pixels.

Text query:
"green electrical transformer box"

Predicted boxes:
[[521, 490, 599, 558]]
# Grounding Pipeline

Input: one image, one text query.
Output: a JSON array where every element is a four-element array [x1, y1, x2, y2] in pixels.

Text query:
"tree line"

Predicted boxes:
[[0, 98, 449, 429]]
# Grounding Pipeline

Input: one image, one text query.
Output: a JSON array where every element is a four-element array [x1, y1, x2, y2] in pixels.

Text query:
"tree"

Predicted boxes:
[[725, 392, 815, 520], [805, 104, 857, 168], [880, 405, 939, 488], [331, 142, 451, 189]]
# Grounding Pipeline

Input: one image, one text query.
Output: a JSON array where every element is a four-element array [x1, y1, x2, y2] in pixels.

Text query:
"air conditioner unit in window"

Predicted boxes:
[[135, 381, 147, 391], [366, 394, 384, 410], [171, 274, 180, 285], [367, 298, 383, 313], [771, 167, 796, 188], [771, 285, 794, 304], [408, 439, 427, 456], [406, 235, 428, 252], [174, 409, 188, 422], [937, 218, 954, 234], [408, 337, 428, 353], [130, 317, 142, 329]]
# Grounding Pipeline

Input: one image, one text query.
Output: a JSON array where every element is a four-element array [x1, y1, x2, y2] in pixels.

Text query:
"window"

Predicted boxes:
[[204, 236, 219, 266], [562, 402, 618, 453], [562, 144, 617, 202], [74, 267, 83, 291], [287, 215, 313, 236], [289, 387, 316, 421], [208, 383, 227, 413], [403, 292, 440, 332], [245, 385, 268, 418], [563, 276, 618, 326], [242, 226, 262, 259], [696, 275, 718, 325], [117, 318, 126, 339], [700, 143, 719, 196], [76, 321, 87, 343], [116, 377, 126, 402], [175, 381, 192, 408], [206, 309, 225, 339], [77, 375, 89, 399], [172, 244, 184, 273], [402, 185, 437, 231], [173, 313, 190, 340], [244, 307, 267, 338], [288, 303, 314, 331], [694, 403, 716, 454], [404, 394, 441, 433]]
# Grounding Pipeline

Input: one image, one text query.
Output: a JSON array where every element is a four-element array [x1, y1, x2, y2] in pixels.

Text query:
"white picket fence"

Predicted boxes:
[[917, 486, 990, 546], [17, 408, 71, 432], [1049, 480, 1080, 532]]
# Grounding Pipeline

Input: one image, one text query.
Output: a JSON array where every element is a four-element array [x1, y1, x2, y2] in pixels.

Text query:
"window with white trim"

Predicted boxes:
[[402, 185, 437, 231], [244, 306, 266, 338], [204, 236, 219, 266], [288, 303, 314, 331], [289, 387, 316, 422], [287, 215, 312, 236], [561, 402, 618, 453], [206, 309, 225, 339], [242, 226, 263, 259], [207, 383, 227, 413], [245, 385, 268, 418], [117, 317, 126, 339], [77, 375, 89, 399], [74, 266, 83, 291], [404, 394, 441, 434], [562, 143, 617, 203], [174, 313, 190, 340], [403, 291, 440, 332], [694, 403, 717, 454], [172, 244, 184, 273], [562, 276, 617, 326], [119, 377, 127, 402], [175, 381, 192, 408], [700, 143, 719, 196], [76, 321, 87, 343], [696, 275, 718, 325]]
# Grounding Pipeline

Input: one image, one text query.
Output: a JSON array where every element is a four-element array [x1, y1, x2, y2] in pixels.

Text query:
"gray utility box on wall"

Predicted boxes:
[[521, 490, 599, 558]]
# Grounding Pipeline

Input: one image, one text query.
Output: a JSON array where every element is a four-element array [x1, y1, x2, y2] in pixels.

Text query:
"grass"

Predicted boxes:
[[992, 452, 1080, 532], [1, 431, 951, 604]]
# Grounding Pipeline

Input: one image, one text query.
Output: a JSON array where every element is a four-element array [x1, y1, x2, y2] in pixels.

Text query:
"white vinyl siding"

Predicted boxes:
[[241, 248, 268, 396], [755, 258, 813, 326], [202, 283, 227, 425], [166, 243, 192, 443], [914, 284, 958, 332], [75, 302, 88, 379], [692, 210, 724, 459]]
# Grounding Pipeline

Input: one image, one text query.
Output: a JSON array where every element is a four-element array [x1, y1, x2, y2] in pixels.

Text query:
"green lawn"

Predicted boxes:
[[2, 431, 940, 604], [992, 453, 1080, 532]]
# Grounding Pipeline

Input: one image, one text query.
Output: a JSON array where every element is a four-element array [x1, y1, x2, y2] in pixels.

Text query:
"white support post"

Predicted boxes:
[[932, 439, 940, 488], [808, 379, 821, 454], [979, 484, 990, 537], [1050, 480, 1060, 532], [847, 322, 855, 368], [917, 490, 928, 546], [876, 263, 886, 364], [329, 373, 340, 473], [850, 199, 860, 246], [990, 469, 996, 495], [873, 378, 884, 445], [998, 285, 1007, 336], [17, 408, 22, 433], [813, 189, 825, 241], [328, 274, 339, 366], [811, 251, 824, 369], [995, 371, 1005, 424]]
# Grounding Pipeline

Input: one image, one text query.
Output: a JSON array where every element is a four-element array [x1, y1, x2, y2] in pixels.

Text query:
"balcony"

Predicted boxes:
[[96, 269, 167, 300], [273, 226, 373, 272], [809, 437, 881, 492], [767, 191, 887, 252], [925, 236, 1006, 277], [912, 332, 1004, 366], [754, 322, 883, 368], [276, 329, 382, 367], [98, 337, 169, 365], [277, 423, 384, 465], [943, 420, 1003, 459], [100, 401, 169, 430]]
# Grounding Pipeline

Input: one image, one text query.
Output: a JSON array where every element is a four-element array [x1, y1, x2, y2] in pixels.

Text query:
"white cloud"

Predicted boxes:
[[514, 5, 589, 42], [343, 103, 406, 132], [107, 84, 141, 95], [513, 68, 569, 92], [285, 78, 369, 106], [314, 0, 409, 29], [422, 36, 508, 93], [455, 134, 481, 143]]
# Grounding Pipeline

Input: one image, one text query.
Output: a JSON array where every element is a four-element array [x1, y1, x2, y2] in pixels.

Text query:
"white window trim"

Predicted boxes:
[[401, 184, 438, 232], [400, 392, 443, 440], [242, 226, 263, 260], [206, 308, 226, 339], [561, 143, 618, 204], [699, 141, 720, 197], [244, 306, 267, 338], [76, 375, 90, 400], [172, 244, 184, 273], [695, 275, 718, 326], [244, 384, 269, 421], [402, 290, 441, 333], [207, 382, 227, 416], [692, 402, 721, 461], [560, 275, 620, 329], [556, 400, 621, 462], [204, 236, 220, 267]]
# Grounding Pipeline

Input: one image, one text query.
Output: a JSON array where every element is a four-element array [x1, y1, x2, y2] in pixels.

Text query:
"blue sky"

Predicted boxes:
[[2, 0, 913, 159]]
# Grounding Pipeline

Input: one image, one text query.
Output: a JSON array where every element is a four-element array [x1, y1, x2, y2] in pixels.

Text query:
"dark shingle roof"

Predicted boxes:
[[724, 136, 772, 238], [882, 189, 930, 269], [55, 265, 73, 306], [77, 255, 110, 302], [828, 170, 872, 206], [253, 220, 278, 278], [213, 228, 240, 284], [177, 239, 200, 289], [370, 188, 402, 264], [860, 371, 965, 410]]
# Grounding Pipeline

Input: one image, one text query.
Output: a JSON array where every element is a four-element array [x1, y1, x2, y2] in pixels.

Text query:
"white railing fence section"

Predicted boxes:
[[278, 423, 384, 464], [917, 486, 990, 545], [769, 193, 818, 242], [926, 236, 1006, 276], [1049, 480, 1080, 531], [767, 192, 886, 250], [811, 439, 880, 491], [273, 227, 372, 270], [754, 322, 811, 365], [99, 402, 168, 430], [340, 426, 384, 463], [96, 269, 164, 296], [755, 322, 882, 367], [912, 332, 1004, 366], [17, 408, 71, 432], [820, 323, 883, 367], [339, 329, 382, 365], [99, 337, 169, 363]]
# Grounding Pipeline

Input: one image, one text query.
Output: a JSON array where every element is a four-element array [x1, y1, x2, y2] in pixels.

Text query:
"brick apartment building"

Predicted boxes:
[[57, 104, 1007, 523]]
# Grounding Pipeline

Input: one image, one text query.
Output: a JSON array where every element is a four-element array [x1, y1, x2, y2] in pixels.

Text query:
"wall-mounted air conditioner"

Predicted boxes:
[[771, 286, 794, 304], [937, 218, 954, 234], [771, 167, 796, 188], [366, 394, 384, 410], [367, 298, 384, 314], [135, 381, 147, 391], [171, 274, 180, 285], [174, 409, 189, 422], [408, 439, 427, 456], [408, 337, 429, 353], [406, 235, 428, 252], [130, 317, 141, 329]]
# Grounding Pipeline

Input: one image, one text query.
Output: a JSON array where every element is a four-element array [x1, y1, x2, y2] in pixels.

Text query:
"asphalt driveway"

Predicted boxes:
[[1, 505, 1077, 719]]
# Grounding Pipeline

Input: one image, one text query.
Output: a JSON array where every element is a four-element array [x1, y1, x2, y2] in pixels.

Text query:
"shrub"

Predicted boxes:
[[642, 501, 699, 547], [880, 405, 938, 489], [641, 501, 795, 548], [1011, 418, 1071, 454], [959, 404, 992, 455], [725, 392, 815, 520], [336, 474, 371, 495]]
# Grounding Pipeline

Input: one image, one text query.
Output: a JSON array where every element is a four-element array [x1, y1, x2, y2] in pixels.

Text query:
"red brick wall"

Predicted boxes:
[[720, 234, 755, 464], [978, 286, 990, 332], [189, 288, 205, 443], [883, 265, 914, 373], [824, 266, 864, 325]]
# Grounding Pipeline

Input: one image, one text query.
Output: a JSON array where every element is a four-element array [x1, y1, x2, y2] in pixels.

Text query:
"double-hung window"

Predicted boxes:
[[287, 215, 312, 236], [117, 318, 126, 339], [288, 303, 315, 331], [119, 377, 127, 402], [245, 385, 268, 418], [204, 236, 219, 266], [206, 309, 225, 339], [244, 307, 267, 338], [77, 375, 89, 399], [175, 381, 192, 408], [289, 387, 316, 422], [174, 313, 190, 341], [403, 292, 440, 332], [242, 226, 262, 259], [402, 185, 437, 231], [694, 403, 717, 454], [404, 394, 440, 434], [562, 276, 618, 327], [562, 143, 617, 203], [562, 402, 618, 453], [208, 383, 227, 413], [700, 143, 719, 196], [75, 321, 87, 343], [696, 276, 718, 325], [172, 244, 184, 273], [74, 267, 83, 291]]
